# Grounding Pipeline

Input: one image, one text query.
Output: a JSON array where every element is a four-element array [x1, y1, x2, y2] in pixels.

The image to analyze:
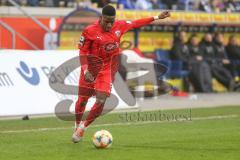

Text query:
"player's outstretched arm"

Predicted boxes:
[[133, 11, 171, 27], [122, 11, 170, 33]]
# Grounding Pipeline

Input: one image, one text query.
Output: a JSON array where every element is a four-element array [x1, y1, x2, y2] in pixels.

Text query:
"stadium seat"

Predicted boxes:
[[155, 49, 171, 78], [155, 49, 189, 79], [230, 59, 240, 77], [178, 0, 195, 10], [168, 60, 189, 78]]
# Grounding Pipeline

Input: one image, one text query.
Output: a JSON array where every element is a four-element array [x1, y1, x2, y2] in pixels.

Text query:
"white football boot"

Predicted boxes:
[[72, 122, 86, 143]]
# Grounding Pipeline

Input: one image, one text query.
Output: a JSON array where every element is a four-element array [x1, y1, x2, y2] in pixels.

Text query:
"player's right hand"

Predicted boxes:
[[158, 11, 170, 19], [84, 70, 95, 83]]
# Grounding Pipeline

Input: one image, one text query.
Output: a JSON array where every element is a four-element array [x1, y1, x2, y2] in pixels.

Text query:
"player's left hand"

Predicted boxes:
[[158, 11, 170, 19], [84, 70, 95, 83]]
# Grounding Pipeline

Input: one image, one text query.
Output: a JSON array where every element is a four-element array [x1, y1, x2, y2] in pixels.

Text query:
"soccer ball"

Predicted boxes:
[[92, 130, 113, 148]]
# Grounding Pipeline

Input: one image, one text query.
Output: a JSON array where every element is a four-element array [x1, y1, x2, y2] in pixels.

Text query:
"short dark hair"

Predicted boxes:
[[102, 5, 116, 16]]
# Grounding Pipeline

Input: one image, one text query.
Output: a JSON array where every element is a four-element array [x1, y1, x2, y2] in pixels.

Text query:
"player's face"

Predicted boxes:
[[100, 15, 115, 32]]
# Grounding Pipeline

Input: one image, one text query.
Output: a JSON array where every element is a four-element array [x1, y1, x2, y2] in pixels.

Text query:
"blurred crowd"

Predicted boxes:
[[1, 0, 240, 12], [117, 0, 240, 12], [170, 32, 240, 92], [0, 0, 76, 7]]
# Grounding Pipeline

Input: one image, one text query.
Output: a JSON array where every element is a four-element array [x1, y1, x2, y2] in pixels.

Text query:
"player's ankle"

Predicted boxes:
[[79, 121, 87, 131], [75, 122, 80, 129]]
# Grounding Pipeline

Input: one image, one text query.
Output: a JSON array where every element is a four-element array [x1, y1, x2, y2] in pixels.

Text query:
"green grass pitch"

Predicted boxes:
[[0, 106, 240, 160]]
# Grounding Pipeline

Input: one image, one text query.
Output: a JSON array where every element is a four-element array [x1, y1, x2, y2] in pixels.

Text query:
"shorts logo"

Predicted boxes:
[[104, 42, 119, 52]]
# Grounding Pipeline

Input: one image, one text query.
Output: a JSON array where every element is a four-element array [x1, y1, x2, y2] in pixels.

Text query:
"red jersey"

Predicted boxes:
[[78, 17, 155, 95], [79, 17, 154, 73]]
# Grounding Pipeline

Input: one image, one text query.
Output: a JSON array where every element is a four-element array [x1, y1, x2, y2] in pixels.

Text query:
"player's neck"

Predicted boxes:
[[98, 20, 112, 32]]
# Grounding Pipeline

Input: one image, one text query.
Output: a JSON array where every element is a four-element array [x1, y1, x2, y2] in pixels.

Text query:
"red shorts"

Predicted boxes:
[[78, 55, 120, 97], [78, 69, 114, 97]]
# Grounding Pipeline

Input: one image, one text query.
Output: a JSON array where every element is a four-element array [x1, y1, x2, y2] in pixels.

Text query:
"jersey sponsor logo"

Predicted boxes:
[[79, 36, 85, 46], [104, 42, 119, 52], [16, 61, 40, 85], [115, 30, 121, 37], [126, 21, 132, 24]]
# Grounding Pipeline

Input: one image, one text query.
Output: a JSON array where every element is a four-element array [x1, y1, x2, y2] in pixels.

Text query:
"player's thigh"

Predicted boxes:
[[95, 80, 111, 97], [78, 77, 95, 97], [96, 91, 108, 103], [95, 69, 114, 102]]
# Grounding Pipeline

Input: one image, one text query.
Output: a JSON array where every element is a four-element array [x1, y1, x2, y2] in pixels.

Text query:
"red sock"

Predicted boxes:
[[84, 102, 104, 127], [75, 96, 89, 126]]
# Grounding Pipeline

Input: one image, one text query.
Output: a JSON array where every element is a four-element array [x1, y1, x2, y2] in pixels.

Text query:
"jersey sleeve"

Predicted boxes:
[[78, 29, 92, 73], [120, 17, 154, 33]]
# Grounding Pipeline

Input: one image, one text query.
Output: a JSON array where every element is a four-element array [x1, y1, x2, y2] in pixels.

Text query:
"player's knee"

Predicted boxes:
[[77, 97, 89, 107], [96, 97, 106, 105], [80, 101, 87, 107], [96, 92, 108, 105]]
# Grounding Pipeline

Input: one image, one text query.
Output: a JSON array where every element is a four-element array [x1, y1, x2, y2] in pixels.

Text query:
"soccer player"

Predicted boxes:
[[72, 5, 170, 143]]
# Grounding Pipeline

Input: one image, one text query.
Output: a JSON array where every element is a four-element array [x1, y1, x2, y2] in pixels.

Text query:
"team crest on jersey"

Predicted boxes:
[[79, 36, 85, 46], [115, 30, 121, 37]]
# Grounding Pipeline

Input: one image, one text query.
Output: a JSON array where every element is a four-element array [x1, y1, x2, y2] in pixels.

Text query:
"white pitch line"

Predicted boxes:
[[0, 114, 238, 134]]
